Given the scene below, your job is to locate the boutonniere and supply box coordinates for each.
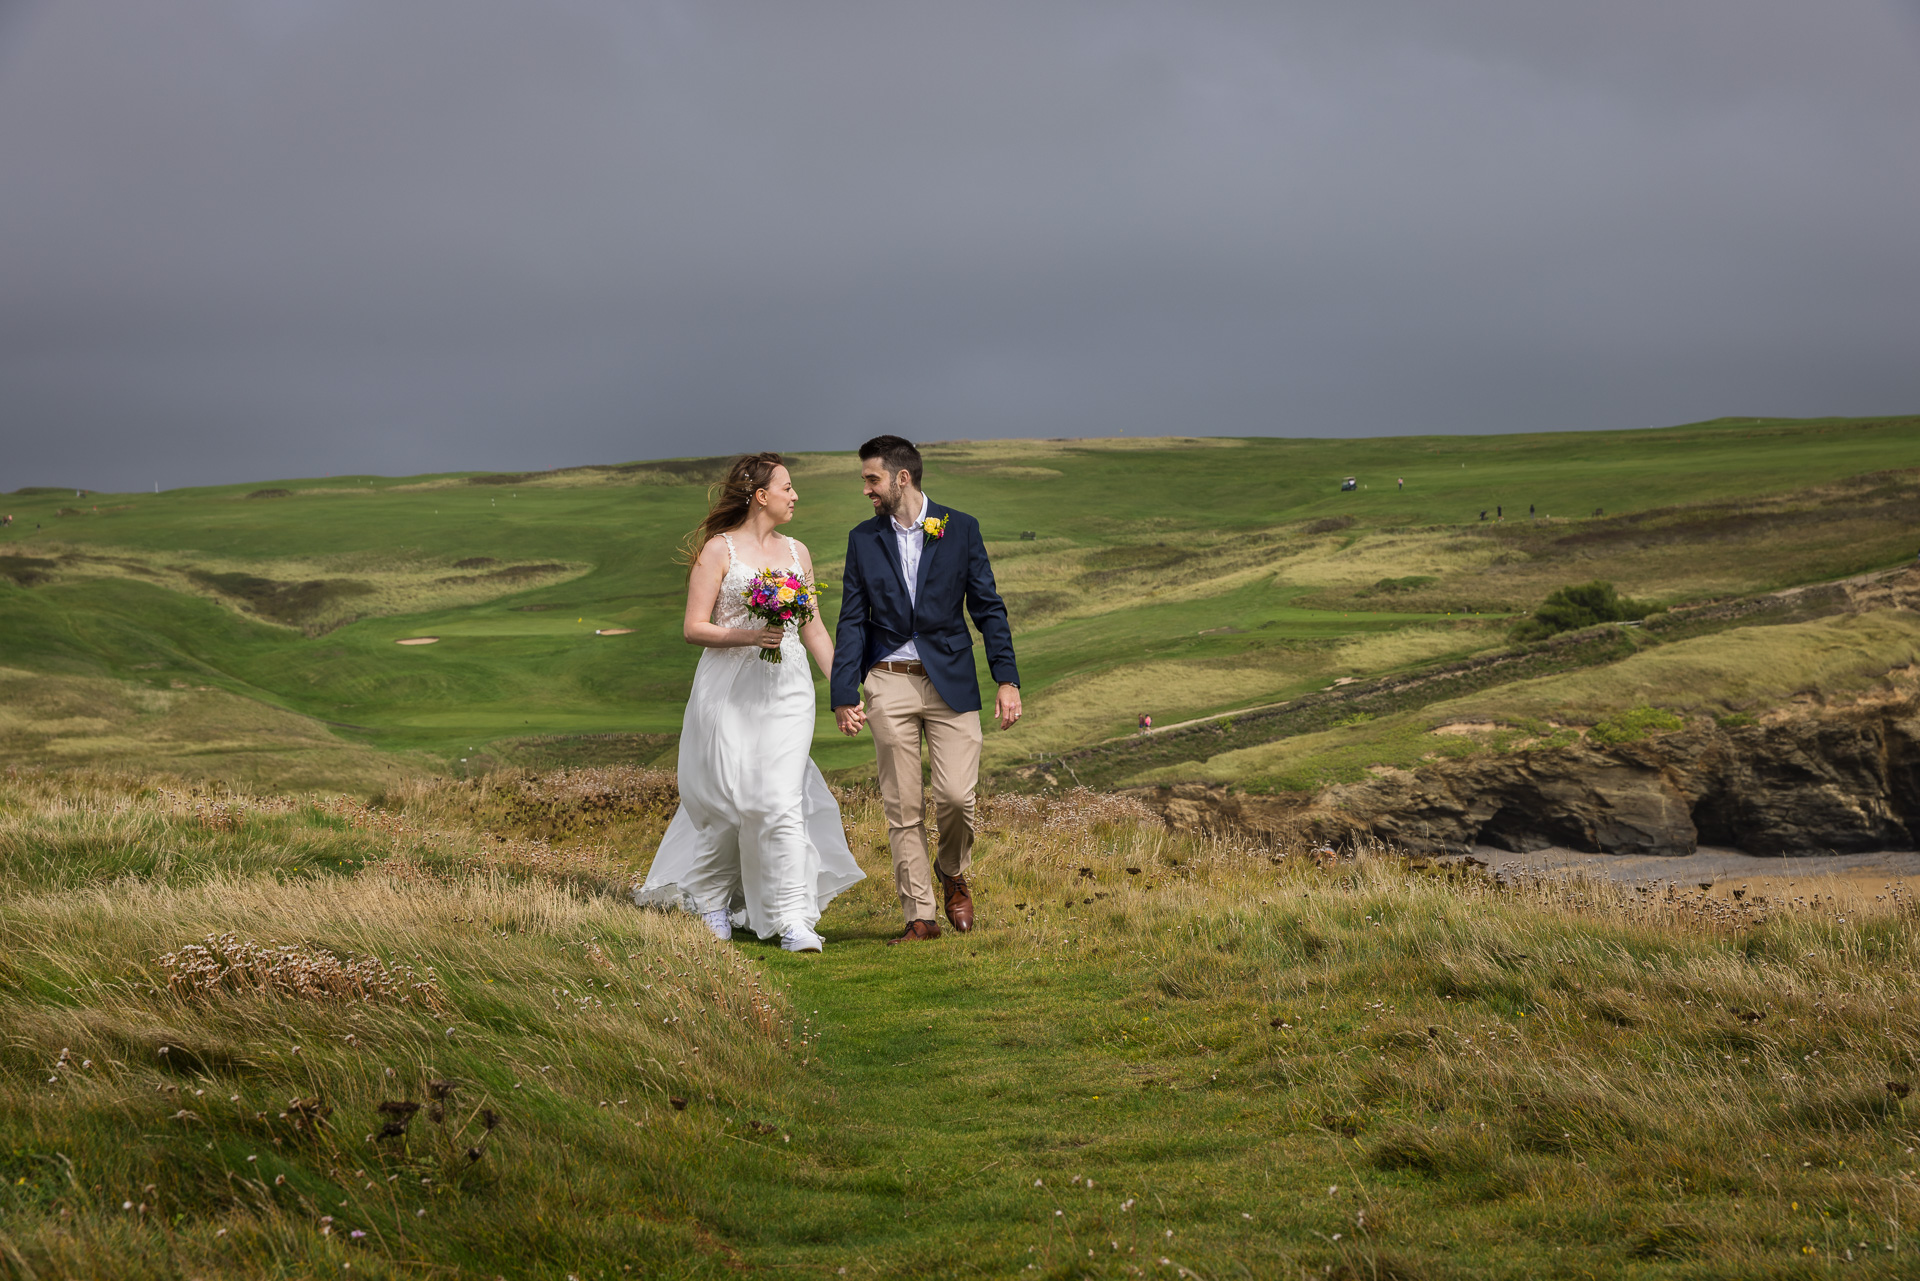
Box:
[920,513,949,544]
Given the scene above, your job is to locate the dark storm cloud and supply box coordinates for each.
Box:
[1,1,1916,491]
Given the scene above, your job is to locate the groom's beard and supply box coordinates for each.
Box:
[872,481,901,520]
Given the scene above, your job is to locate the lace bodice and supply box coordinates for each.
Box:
[710,532,803,631]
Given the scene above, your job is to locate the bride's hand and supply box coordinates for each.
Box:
[753,626,784,650]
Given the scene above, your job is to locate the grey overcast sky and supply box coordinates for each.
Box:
[2,1,1917,492]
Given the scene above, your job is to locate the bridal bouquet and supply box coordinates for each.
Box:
[742,568,817,664]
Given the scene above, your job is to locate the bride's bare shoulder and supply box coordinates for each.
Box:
[690,534,733,572]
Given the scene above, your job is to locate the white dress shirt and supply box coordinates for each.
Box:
[880,492,930,663]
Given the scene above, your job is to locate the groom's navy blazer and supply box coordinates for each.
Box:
[830,502,1019,714]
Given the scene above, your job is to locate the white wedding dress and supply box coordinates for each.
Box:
[633,533,864,939]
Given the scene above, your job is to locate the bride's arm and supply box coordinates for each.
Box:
[794,541,835,676]
[683,537,780,650]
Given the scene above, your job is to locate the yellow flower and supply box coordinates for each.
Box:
[777,585,797,603]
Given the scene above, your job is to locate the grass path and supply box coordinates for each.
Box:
[734,925,1338,1278]
[577,778,1920,1279]
[663,788,1920,1279]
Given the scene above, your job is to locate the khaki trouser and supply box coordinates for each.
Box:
[865,668,982,924]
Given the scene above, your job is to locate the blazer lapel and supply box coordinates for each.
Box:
[871,518,909,597]
[913,502,946,599]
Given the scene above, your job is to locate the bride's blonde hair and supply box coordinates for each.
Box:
[680,452,788,576]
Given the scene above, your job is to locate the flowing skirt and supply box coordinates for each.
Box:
[632,637,864,938]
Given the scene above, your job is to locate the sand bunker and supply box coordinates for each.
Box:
[595,628,635,636]
[395,637,440,646]
[1475,844,1920,902]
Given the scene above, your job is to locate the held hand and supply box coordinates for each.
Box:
[754,626,784,650]
[995,683,1022,731]
[834,704,867,737]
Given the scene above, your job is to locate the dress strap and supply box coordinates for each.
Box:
[783,535,801,572]
[718,532,738,567]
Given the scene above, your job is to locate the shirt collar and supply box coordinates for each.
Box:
[890,491,929,534]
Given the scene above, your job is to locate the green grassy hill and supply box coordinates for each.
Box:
[3,414,1918,790]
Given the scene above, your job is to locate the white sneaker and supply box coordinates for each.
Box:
[701,908,733,941]
[780,925,824,953]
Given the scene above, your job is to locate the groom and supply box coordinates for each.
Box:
[831,435,1021,945]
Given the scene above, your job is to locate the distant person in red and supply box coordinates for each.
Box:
[1396,477,1404,491]
[1138,712,1153,734]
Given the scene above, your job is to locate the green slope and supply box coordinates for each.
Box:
[2,414,1917,787]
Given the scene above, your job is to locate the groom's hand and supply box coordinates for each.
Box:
[834,704,866,736]
[995,683,1022,731]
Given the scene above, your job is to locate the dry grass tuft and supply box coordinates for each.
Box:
[0,766,814,1276]
[157,932,444,1011]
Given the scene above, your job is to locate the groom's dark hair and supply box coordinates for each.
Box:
[859,435,922,487]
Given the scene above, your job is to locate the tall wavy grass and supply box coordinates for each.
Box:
[4,768,1918,1276]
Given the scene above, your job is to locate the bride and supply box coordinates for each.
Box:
[633,452,864,952]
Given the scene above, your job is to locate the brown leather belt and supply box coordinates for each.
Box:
[871,660,927,676]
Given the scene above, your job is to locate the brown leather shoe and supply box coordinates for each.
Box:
[938,870,974,933]
[885,919,940,945]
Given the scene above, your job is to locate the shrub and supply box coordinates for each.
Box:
[0,555,57,586]
[1588,706,1685,745]
[1510,580,1653,643]
[1368,575,1438,594]
[1302,515,1356,535]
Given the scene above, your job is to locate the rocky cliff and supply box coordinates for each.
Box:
[1140,696,1920,857]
